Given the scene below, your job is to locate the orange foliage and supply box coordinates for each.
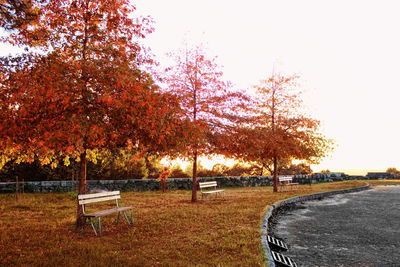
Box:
[216,74,333,192]
[0,0,184,227]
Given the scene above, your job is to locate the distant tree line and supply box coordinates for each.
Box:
[0,154,313,182]
[0,151,161,182]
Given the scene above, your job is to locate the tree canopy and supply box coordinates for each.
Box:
[217,74,332,192]
[0,0,41,31]
[164,43,247,201]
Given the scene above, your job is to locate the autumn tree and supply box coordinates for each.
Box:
[164,44,243,202]
[386,167,400,176]
[0,0,41,30]
[0,0,184,228]
[223,74,332,192]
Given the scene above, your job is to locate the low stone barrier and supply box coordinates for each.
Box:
[0,176,273,193]
[0,174,385,193]
[260,184,371,267]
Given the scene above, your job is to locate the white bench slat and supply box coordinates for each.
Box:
[84,206,133,218]
[199,181,217,185]
[199,182,217,188]
[202,190,224,194]
[279,178,292,181]
[78,195,120,205]
[78,190,120,200]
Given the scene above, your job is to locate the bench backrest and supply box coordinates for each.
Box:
[278,176,293,182]
[78,191,121,205]
[199,181,218,191]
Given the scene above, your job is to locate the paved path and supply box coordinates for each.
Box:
[270,186,400,267]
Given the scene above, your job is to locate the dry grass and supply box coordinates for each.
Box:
[0,180,395,266]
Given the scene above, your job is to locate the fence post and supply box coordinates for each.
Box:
[16,176,19,201]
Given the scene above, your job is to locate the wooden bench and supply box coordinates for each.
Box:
[78,190,133,236]
[199,181,225,200]
[278,176,299,192]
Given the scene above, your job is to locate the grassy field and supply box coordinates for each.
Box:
[0,180,396,266]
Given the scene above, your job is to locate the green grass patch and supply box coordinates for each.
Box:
[0,180,396,266]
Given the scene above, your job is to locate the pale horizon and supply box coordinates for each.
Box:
[133,0,400,175]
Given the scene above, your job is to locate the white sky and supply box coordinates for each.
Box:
[1,1,399,175]
[134,0,400,175]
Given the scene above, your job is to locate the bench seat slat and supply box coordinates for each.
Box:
[199,182,217,187]
[84,206,133,218]
[78,191,121,200]
[199,186,217,189]
[202,190,224,194]
[79,195,120,205]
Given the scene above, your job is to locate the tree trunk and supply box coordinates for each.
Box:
[191,150,198,202]
[76,149,87,229]
[161,178,167,193]
[272,155,278,193]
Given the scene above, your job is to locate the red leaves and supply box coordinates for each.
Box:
[223,73,333,180]
[164,44,249,158]
[0,0,176,171]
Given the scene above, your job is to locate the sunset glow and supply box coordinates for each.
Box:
[133,0,400,175]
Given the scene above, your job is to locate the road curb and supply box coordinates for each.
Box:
[260,184,371,267]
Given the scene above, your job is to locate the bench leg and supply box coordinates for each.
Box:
[122,210,134,225]
[89,218,99,236]
[98,217,102,235]
[116,211,120,224]
[123,211,130,224]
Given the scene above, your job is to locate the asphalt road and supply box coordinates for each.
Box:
[269,186,400,267]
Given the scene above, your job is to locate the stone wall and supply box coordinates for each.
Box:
[0,176,272,193]
[0,173,397,193]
